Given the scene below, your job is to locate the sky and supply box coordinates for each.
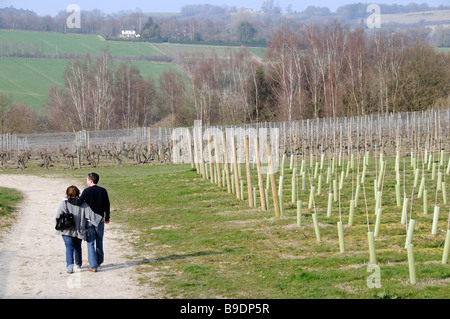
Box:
[1,0,449,16]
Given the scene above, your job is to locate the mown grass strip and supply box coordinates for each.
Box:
[0,187,23,232]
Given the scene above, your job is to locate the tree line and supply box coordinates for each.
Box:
[177,22,449,125]
[44,48,185,132]
[1,3,450,45]
[0,21,449,134]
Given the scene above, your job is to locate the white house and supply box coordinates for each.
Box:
[121,30,140,38]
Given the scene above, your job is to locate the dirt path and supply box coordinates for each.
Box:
[0,174,155,299]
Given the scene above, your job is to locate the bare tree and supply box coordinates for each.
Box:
[4,102,39,133]
[135,76,157,127]
[91,48,115,130]
[220,48,255,123]
[372,29,405,114]
[46,85,84,132]
[306,21,347,118]
[266,26,305,122]
[158,69,187,126]
[305,23,327,118]
[344,26,367,115]
[114,63,142,129]
[180,53,221,125]
[64,57,92,130]
[0,92,12,135]
[323,21,347,118]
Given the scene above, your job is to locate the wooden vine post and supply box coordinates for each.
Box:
[188,128,194,169]
[222,131,231,194]
[267,143,280,218]
[232,135,240,200]
[213,134,222,187]
[254,136,267,211]
[207,131,214,184]
[199,126,206,179]
[148,126,153,161]
[75,132,82,169]
[193,124,199,173]
[244,136,253,207]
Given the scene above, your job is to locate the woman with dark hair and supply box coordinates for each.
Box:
[55,185,102,273]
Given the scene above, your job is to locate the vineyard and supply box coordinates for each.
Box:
[1,107,450,295]
[1,109,449,170]
[184,108,450,290]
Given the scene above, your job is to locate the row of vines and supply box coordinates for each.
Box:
[190,108,449,286]
[1,108,449,287]
[1,109,449,171]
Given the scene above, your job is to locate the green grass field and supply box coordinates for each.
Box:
[0,29,265,111]
[152,42,265,59]
[0,29,163,57]
[0,57,179,111]
[436,47,450,54]
[380,9,450,25]
[0,29,266,58]
[0,187,23,232]
[0,30,176,111]
[3,151,448,299]
[0,57,64,110]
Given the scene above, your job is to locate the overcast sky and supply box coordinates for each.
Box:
[1,0,448,16]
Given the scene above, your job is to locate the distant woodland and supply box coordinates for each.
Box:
[1,2,450,46]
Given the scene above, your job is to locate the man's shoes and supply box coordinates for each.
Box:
[88,268,98,272]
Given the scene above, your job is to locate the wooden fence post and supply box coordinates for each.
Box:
[207,131,214,183]
[214,134,222,187]
[232,135,240,200]
[254,136,266,211]
[186,127,194,169]
[245,136,253,207]
[267,143,280,218]
[222,131,231,193]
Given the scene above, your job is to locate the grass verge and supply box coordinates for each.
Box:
[0,187,23,234]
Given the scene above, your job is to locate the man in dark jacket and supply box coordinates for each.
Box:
[68,172,110,272]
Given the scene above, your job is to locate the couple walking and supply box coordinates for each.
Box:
[55,172,110,273]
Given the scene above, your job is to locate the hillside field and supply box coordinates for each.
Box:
[0,29,176,111]
[0,57,178,111]
[0,29,162,56]
[380,9,450,25]
[0,29,265,111]
[0,29,266,58]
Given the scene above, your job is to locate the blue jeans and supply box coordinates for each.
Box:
[62,235,82,272]
[86,220,105,270]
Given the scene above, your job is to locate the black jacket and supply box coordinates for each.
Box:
[68,185,110,222]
